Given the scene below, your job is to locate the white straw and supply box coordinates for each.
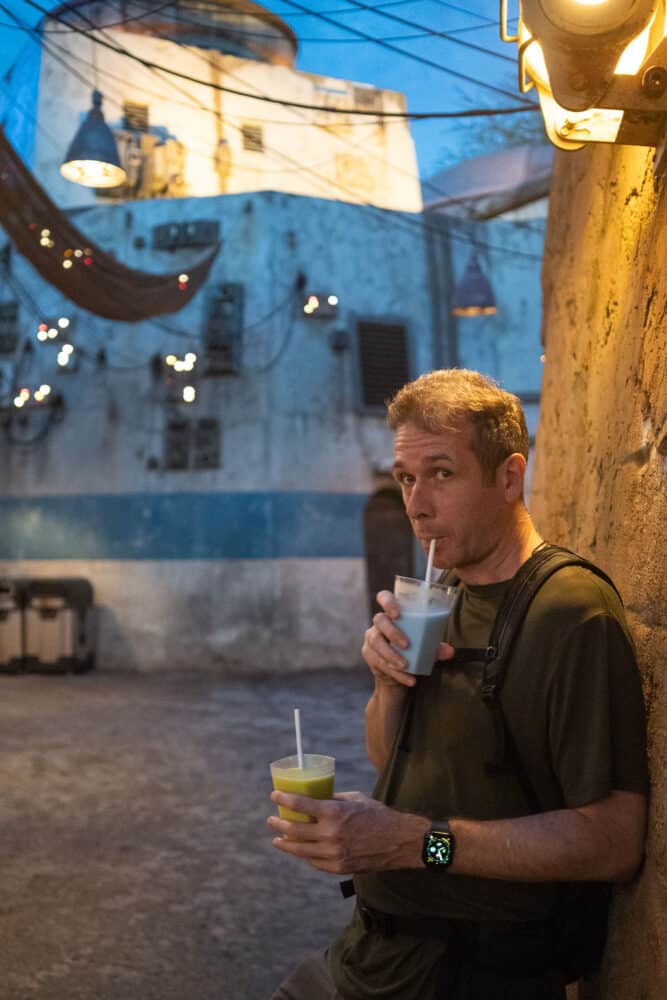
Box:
[294,708,304,769]
[425,538,436,585]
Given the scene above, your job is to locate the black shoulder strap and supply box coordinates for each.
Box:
[480,544,620,797]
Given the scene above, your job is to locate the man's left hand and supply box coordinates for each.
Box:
[267,791,429,874]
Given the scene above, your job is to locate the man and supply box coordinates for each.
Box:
[268,369,648,999]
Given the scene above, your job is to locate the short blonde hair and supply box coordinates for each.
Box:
[387,369,529,480]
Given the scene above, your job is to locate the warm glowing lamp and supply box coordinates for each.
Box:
[451,253,497,317]
[502,0,667,148]
[61,90,127,188]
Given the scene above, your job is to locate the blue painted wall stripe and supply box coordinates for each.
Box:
[0,492,368,560]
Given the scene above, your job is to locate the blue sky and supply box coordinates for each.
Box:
[0,1,530,178]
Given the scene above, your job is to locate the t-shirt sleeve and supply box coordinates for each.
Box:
[547,612,649,808]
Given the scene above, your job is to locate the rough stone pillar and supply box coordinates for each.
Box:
[531,143,667,998]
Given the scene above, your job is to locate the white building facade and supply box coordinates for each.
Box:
[0,1,545,673]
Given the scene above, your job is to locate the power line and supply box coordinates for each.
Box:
[3,5,543,266]
[104,0,512,45]
[23,0,534,111]
[4,10,533,120]
[23,9,543,259]
[299,0,516,64]
[39,5,537,253]
[274,0,527,101]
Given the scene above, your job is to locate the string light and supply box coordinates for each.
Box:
[183,386,196,403]
[12,384,52,407]
[164,352,198,371]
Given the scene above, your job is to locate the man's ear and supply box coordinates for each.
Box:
[498,453,526,501]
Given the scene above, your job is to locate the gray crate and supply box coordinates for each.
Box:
[0,579,23,672]
[23,579,96,674]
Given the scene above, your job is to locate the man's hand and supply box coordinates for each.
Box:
[267,790,429,874]
[361,589,454,688]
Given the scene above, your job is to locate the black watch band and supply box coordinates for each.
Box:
[422,820,455,869]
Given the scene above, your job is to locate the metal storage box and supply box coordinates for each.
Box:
[23,579,96,674]
[0,579,24,673]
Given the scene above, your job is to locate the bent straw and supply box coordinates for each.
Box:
[425,538,436,585]
[294,708,304,769]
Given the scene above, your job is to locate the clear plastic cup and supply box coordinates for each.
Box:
[270,753,335,823]
[392,576,457,676]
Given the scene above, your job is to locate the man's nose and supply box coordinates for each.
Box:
[405,480,432,520]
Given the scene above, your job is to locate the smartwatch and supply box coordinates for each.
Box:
[422,821,455,869]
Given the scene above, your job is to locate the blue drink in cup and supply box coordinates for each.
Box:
[392,576,457,676]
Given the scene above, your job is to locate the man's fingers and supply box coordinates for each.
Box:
[437,641,456,661]
[372,611,408,650]
[271,835,347,865]
[270,790,336,818]
[375,590,401,618]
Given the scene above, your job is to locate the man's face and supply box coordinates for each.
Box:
[391,420,512,572]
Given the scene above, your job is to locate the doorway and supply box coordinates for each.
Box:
[363,487,414,619]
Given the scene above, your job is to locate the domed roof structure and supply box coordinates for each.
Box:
[50,0,298,67]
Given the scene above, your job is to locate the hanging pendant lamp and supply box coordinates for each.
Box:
[451,252,497,317]
[61,90,127,189]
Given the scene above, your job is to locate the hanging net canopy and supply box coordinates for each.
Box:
[0,127,220,322]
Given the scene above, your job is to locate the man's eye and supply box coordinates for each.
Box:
[398,474,415,486]
[435,469,452,480]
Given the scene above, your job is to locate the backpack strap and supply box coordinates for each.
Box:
[481,544,620,783]
[443,544,619,786]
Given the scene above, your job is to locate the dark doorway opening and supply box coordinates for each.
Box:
[363,487,414,619]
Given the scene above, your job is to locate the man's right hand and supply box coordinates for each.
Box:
[361,590,454,688]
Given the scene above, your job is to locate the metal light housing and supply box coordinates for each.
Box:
[501,0,667,149]
[61,90,127,188]
[452,253,497,317]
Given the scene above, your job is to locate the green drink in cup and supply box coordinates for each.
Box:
[270,708,335,823]
[270,753,335,823]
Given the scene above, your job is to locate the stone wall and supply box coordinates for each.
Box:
[531,143,667,997]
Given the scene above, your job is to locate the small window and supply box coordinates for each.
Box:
[164,419,191,470]
[162,418,221,470]
[0,301,19,354]
[194,418,221,469]
[241,124,264,152]
[353,86,382,112]
[357,321,409,410]
[123,101,149,133]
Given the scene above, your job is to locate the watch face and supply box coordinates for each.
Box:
[424,830,454,867]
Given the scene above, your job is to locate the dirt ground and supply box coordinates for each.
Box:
[0,668,376,1000]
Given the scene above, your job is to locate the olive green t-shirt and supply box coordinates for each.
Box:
[329,566,649,1000]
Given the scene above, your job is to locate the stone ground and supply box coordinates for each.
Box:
[0,668,376,1000]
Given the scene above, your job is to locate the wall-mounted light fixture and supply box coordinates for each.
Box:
[61,90,127,188]
[501,0,667,149]
[451,252,497,317]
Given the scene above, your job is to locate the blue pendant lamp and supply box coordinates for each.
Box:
[61,90,127,189]
[452,252,497,317]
